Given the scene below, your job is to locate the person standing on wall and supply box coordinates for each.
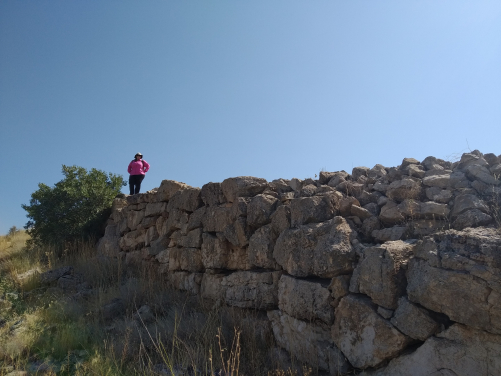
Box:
[128,152,150,195]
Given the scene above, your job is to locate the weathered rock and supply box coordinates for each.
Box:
[222,271,281,310]
[248,224,279,269]
[155,248,170,264]
[386,177,422,202]
[223,217,249,247]
[339,196,360,217]
[156,180,189,202]
[484,153,500,166]
[200,273,226,301]
[169,272,203,295]
[187,206,206,231]
[422,174,451,189]
[465,164,500,185]
[145,202,167,217]
[127,210,145,230]
[299,184,317,197]
[457,152,489,170]
[290,192,341,227]
[221,176,268,203]
[319,171,337,185]
[168,248,203,272]
[404,164,426,178]
[351,205,372,220]
[421,156,446,171]
[352,166,370,180]
[450,193,490,218]
[452,209,493,230]
[119,229,146,251]
[202,206,232,233]
[332,295,411,369]
[201,233,249,270]
[360,216,381,239]
[160,209,189,237]
[268,310,350,374]
[179,228,202,248]
[390,296,439,341]
[379,201,405,225]
[372,227,408,242]
[200,182,225,206]
[247,194,279,228]
[278,275,333,325]
[230,197,249,218]
[274,217,355,278]
[425,187,453,203]
[407,228,501,335]
[377,306,394,320]
[349,240,414,309]
[370,324,501,376]
[144,225,159,246]
[167,187,202,212]
[270,205,291,235]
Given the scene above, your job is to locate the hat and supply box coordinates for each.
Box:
[135,152,143,158]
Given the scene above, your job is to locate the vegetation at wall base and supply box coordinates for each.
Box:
[0,231,316,376]
[21,165,126,249]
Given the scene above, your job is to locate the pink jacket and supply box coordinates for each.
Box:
[128,159,150,175]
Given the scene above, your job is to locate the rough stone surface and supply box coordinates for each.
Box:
[278,275,334,325]
[222,271,281,310]
[221,176,268,203]
[332,295,411,369]
[274,217,356,278]
[201,233,249,270]
[350,240,414,309]
[247,194,279,228]
[370,324,501,376]
[290,192,341,227]
[156,180,189,201]
[169,248,203,272]
[268,310,350,374]
[407,228,501,335]
[200,182,225,206]
[390,296,439,341]
[452,208,493,230]
[386,177,422,202]
[248,224,279,269]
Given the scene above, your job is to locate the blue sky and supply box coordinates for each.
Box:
[1,1,500,235]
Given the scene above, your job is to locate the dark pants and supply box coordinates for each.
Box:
[129,174,145,195]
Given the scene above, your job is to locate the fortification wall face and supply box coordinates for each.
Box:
[98,150,501,375]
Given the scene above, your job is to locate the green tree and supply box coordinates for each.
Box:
[22,165,126,248]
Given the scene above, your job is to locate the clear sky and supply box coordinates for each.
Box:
[1,1,500,235]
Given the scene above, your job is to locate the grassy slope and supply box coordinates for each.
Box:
[0,232,313,376]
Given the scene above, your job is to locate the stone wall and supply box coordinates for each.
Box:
[97,150,501,375]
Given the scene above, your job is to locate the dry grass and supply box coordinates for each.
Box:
[0,232,313,376]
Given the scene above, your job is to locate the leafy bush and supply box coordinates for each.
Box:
[22,165,126,248]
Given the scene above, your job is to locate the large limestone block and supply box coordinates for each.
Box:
[452,208,493,230]
[144,225,159,246]
[202,206,232,233]
[221,176,268,203]
[201,273,227,301]
[201,233,249,270]
[119,229,146,251]
[166,187,202,212]
[278,275,333,325]
[186,206,206,231]
[349,241,414,309]
[145,202,167,217]
[379,201,405,225]
[372,227,408,242]
[370,324,501,376]
[248,224,279,269]
[407,228,501,334]
[247,194,279,228]
[168,272,203,295]
[332,295,411,369]
[274,217,356,278]
[222,270,282,310]
[386,177,422,203]
[223,217,250,248]
[268,310,350,374]
[390,296,439,341]
[179,228,203,248]
[290,192,341,227]
[422,174,451,189]
[450,194,490,218]
[200,182,226,206]
[156,180,189,202]
[339,196,361,217]
[270,205,291,235]
[168,247,203,272]
[127,210,145,230]
[465,164,500,185]
[149,234,169,256]
[161,209,189,237]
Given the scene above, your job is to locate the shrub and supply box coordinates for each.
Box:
[22,165,126,248]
